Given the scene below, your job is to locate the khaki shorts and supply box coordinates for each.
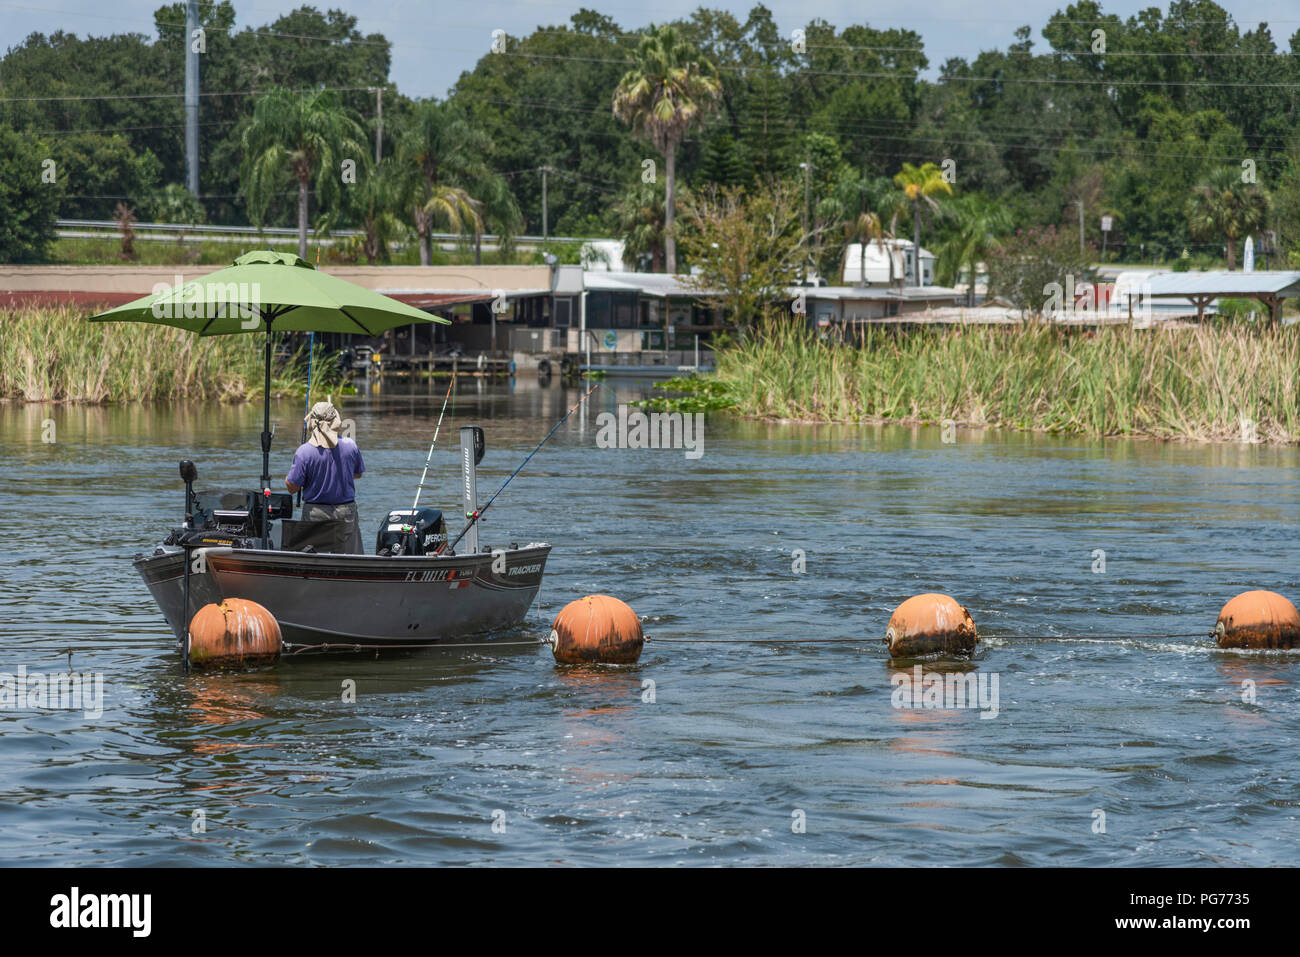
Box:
[301,501,363,554]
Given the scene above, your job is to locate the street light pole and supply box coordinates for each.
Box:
[368,87,383,164]
[541,166,550,243]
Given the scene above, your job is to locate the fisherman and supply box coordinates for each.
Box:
[285,401,365,554]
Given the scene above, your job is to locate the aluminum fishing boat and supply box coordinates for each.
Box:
[133,425,550,651]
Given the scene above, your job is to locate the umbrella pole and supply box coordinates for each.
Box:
[261,324,273,549]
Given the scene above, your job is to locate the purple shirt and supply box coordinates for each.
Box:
[286,439,365,504]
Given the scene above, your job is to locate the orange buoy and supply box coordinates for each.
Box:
[547,595,644,664]
[188,599,283,666]
[885,593,978,658]
[1215,590,1300,650]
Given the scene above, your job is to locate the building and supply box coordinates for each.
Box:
[840,239,936,287]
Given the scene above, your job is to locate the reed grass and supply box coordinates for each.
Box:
[711,321,1300,443]
[0,305,339,403]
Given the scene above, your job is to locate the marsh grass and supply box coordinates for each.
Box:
[711,320,1300,443]
[1,305,339,403]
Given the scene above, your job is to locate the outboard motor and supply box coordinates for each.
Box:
[376,506,447,556]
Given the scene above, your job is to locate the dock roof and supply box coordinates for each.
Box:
[1141,270,1300,298]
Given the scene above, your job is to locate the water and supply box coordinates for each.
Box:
[2,380,1298,865]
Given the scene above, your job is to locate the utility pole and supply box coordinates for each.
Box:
[541,166,551,242]
[799,158,810,236]
[799,158,812,283]
[184,0,200,196]
[369,87,383,164]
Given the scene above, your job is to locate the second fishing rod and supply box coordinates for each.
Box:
[443,382,601,555]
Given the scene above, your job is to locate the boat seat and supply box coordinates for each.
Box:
[280,518,351,554]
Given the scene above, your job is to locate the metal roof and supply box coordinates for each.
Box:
[1141,270,1300,297]
[789,284,962,301]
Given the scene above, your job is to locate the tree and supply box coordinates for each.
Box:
[821,169,905,287]
[845,212,884,289]
[395,99,496,265]
[986,225,1095,319]
[329,157,407,265]
[698,131,746,187]
[613,24,722,273]
[1186,166,1271,269]
[934,194,1013,304]
[677,180,805,331]
[893,162,953,285]
[0,124,61,263]
[143,183,207,225]
[48,132,161,221]
[241,88,369,259]
[615,178,669,271]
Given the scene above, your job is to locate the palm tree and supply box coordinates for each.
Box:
[241,88,368,259]
[396,100,497,265]
[1186,166,1271,270]
[935,194,1013,305]
[824,171,906,288]
[465,170,522,266]
[845,211,883,288]
[615,179,669,272]
[346,158,407,265]
[612,24,721,274]
[893,162,954,286]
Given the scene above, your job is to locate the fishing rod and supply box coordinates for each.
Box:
[295,330,315,509]
[445,382,600,554]
[299,245,320,507]
[413,376,455,509]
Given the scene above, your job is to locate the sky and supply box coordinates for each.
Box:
[3,0,1299,99]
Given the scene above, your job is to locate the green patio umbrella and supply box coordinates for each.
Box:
[89,250,449,546]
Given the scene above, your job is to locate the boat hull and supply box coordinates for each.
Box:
[133,544,551,648]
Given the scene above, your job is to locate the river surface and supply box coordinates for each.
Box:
[1,378,1298,866]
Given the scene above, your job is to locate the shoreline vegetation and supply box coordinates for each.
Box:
[638,321,1300,445]
[0,305,338,404]
[8,305,1300,446]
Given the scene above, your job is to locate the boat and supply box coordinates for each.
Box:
[132,425,550,652]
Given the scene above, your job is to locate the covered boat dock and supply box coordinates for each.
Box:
[1136,271,1300,324]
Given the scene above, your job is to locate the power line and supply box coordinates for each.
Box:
[495,49,1300,90]
[0,85,374,104]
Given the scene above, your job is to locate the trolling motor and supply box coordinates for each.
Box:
[180,459,198,528]
[179,459,199,671]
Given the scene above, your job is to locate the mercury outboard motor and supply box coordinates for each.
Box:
[376,506,447,556]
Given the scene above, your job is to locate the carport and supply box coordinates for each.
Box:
[1136,270,1300,324]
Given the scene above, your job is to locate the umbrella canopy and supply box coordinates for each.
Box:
[88,250,446,335]
[88,251,452,547]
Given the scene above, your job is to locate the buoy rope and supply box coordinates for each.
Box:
[986,632,1213,641]
[282,638,545,655]
[646,632,1213,644]
[646,636,873,644]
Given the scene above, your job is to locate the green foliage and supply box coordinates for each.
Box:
[631,375,739,412]
[0,305,342,402]
[677,180,805,327]
[5,1,1299,270]
[1186,166,1271,270]
[0,124,62,262]
[142,183,207,225]
[713,317,1300,442]
[986,225,1096,316]
[49,133,161,221]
